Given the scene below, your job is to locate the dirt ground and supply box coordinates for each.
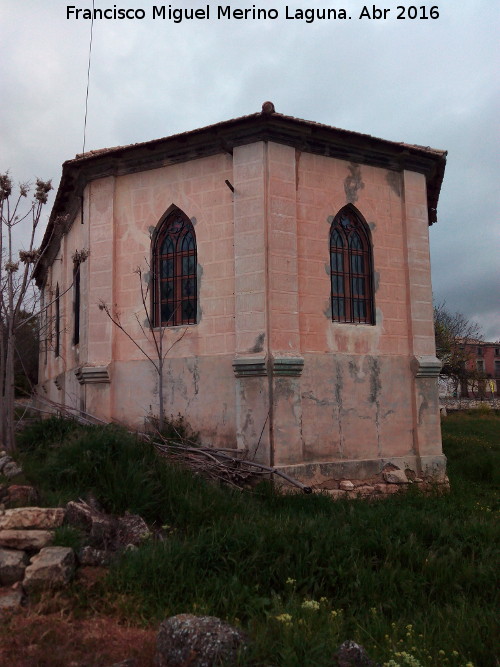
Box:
[0,568,157,667]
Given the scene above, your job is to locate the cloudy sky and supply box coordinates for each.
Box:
[2,0,499,339]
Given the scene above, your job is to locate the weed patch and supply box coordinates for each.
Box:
[16,413,500,666]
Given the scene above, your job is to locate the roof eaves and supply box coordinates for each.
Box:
[34,105,447,285]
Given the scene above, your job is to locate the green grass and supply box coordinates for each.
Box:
[53,525,86,551]
[16,413,500,666]
[441,410,500,489]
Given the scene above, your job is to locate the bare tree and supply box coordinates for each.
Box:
[1,173,52,451]
[99,266,187,431]
[434,301,483,396]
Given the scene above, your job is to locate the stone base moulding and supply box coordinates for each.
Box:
[412,355,442,378]
[232,355,304,378]
[75,365,111,384]
[271,356,304,377]
[232,356,267,378]
[275,454,448,488]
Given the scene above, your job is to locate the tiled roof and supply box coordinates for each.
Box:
[69,106,446,164]
[34,103,447,285]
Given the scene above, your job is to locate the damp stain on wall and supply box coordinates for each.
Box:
[344,163,364,203]
[348,359,366,384]
[334,360,345,457]
[249,332,265,353]
[368,356,382,456]
[186,357,200,396]
[386,170,402,197]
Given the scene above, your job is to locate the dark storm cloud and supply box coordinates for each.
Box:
[1,0,498,338]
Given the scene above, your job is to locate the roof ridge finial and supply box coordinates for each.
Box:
[261,101,275,115]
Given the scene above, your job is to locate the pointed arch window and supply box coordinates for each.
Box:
[152,208,197,327]
[73,264,81,344]
[330,206,374,325]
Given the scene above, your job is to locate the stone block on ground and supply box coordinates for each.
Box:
[155,614,248,667]
[353,485,374,496]
[0,548,29,585]
[78,545,113,567]
[116,512,151,548]
[2,462,23,479]
[0,456,13,473]
[4,485,39,507]
[334,640,378,666]
[66,500,117,549]
[374,483,400,495]
[325,489,347,500]
[339,480,355,491]
[0,529,54,551]
[65,500,94,530]
[0,507,65,530]
[23,546,76,593]
[382,469,409,485]
[0,586,24,612]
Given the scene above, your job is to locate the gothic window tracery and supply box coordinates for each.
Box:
[330,206,374,325]
[152,208,197,327]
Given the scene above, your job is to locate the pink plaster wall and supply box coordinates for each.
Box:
[262,147,442,474]
[38,139,444,481]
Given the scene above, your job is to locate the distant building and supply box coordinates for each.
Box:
[464,341,500,397]
[439,339,500,398]
[35,103,448,485]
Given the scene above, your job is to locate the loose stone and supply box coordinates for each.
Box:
[382,469,409,484]
[325,489,347,500]
[156,614,248,667]
[23,546,76,593]
[0,529,54,551]
[2,462,23,478]
[0,548,29,585]
[0,586,24,612]
[0,507,65,531]
[0,456,13,473]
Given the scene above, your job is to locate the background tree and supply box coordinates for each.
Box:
[0,308,39,397]
[14,309,39,396]
[1,173,52,452]
[434,301,483,396]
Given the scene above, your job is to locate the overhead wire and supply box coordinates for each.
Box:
[82,0,95,155]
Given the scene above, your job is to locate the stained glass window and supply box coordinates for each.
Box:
[153,209,197,327]
[330,206,374,325]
